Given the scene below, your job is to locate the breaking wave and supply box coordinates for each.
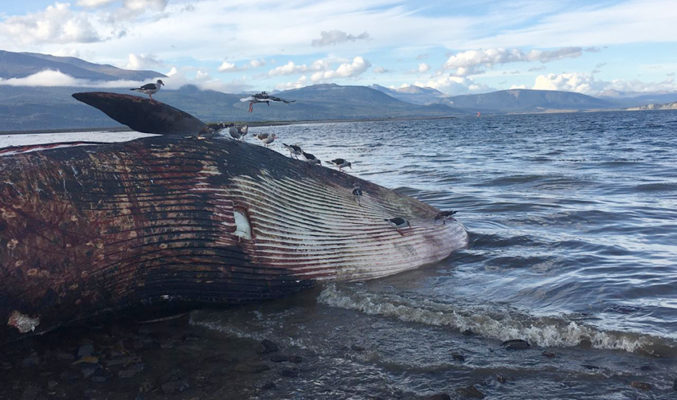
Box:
[317,284,676,356]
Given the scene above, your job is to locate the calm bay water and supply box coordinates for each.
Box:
[2,110,675,398]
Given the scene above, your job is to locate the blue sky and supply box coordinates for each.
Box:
[0,0,675,96]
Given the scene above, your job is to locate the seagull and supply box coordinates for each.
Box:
[385,217,411,232]
[240,91,295,112]
[302,151,321,165]
[329,158,352,171]
[434,210,458,224]
[352,184,363,205]
[131,79,164,100]
[283,143,303,159]
[229,125,248,140]
[258,133,276,147]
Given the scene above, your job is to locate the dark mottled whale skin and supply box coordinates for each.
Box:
[0,93,468,343]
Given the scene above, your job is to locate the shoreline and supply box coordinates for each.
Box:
[0,115,461,136]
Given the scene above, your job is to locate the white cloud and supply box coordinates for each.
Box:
[414,74,491,95]
[310,56,371,82]
[249,59,265,68]
[532,72,677,95]
[275,75,309,91]
[269,61,308,76]
[125,53,162,70]
[123,0,167,12]
[77,0,116,7]
[311,30,369,46]
[444,47,583,76]
[218,61,237,72]
[0,69,153,87]
[417,63,430,73]
[0,2,101,45]
[373,66,388,73]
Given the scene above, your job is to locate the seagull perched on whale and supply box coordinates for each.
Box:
[228,125,248,140]
[385,217,411,233]
[329,158,352,171]
[434,210,458,224]
[240,91,295,112]
[283,143,303,159]
[131,79,164,100]
[255,133,276,146]
[302,151,321,165]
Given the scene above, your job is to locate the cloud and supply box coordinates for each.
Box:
[125,53,163,70]
[218,61,237,72]
[0,69,154,87]
[219,59,266,73]
[275,75,309,91]
[311,30,369,46]
[0,2,102,45]
[123,0,168,12]
[417,63,430,73]
[414,74,491,95]
[77,0,116,7]
[444,47,584,76]
[532,72,677,95]
[373,66,388,74]
[310,57,371,82]
[268,57,370,82]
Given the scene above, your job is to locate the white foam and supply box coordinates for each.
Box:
[317,284,669,355]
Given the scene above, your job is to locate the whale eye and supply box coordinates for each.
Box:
[233,209,252,240]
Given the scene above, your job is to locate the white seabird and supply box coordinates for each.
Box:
[131,79,165,100]
[240,91,295,112]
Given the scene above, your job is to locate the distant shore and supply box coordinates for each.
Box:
[0,115,459,135]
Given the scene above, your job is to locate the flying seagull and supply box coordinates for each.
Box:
[240,91,295,112]
[131,79,164,100]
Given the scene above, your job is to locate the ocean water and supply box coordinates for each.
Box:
[2,111,676,398]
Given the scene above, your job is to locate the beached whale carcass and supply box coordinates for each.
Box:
[0,93,468,342]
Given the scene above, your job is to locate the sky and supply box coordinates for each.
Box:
[0,0,676,96]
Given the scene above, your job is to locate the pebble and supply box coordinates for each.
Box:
[456,385,485,399]
[630,381,651,390]
[421,394,451,400]
[118,363,145,378]
[501,339,530,350]
[20,352,40,368]
[542,351,556,358]
[161,380,190,394]
[270,354,303,363]
[258,339,279,354]
[20,385,40,400]
[462,330,474,336]
[234,362,271,374]
[351,344,366,352]
[452,353,466,362]
[77,343,95,358]
[496,374,507,384]
[279,367,299,378]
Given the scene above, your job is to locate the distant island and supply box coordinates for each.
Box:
[1,50,676,132]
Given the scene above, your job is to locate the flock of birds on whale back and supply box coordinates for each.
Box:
[129,80,458,231]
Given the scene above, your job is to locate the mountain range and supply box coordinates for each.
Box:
[1,50,676,132]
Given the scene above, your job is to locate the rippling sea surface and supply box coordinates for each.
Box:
[3,110,676,398]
